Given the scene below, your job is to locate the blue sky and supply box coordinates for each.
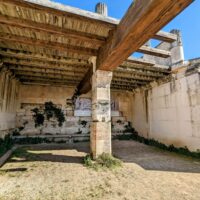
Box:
[54,0,199,60]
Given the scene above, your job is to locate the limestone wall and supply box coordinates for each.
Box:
[132,68,200,151]
[0,69,20,137]
[17,84,133,137]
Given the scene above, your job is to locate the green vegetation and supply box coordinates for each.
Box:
[32,101,65,127]
[83,153,122,170]
[114,132,200,159]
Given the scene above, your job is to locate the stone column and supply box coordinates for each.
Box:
[170,29,185,65]
[90,60,113,159]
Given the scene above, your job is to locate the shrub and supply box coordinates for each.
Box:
[83,153,122,170]
[31,101,65,128]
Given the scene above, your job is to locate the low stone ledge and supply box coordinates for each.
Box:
[0,145,18,168]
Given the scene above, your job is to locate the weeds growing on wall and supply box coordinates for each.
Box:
[0,135,13,157]
[31,101,65,127]
[114,131,200,159]
[83,153,122,170]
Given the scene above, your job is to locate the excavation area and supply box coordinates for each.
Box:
[0,140,200,200]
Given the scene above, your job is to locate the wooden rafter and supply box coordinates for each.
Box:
[14,71,83,80]
[77,0,193,94]
[0,0,118,28]
[0,48,89,65]
[6,64,87,75]
[0,33,98,56]
[18,75,80,83]
[0,15,106,46]
[3,58,89,71]
[137,46,171,58]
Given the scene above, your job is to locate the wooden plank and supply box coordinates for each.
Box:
[0,15,106,46]
[78,0,193,94]
[116,68,166,78]
[1,0,118,28]
[6,64,86,76]
[0,33,98,56]
[3,58,89,72]
[0,48,89,65]
[18,75,80,83]
[14,71,83,79]
[154,31,178,43]
[137,46,171,58]
[113,73,156,82]
[97,0,193,71]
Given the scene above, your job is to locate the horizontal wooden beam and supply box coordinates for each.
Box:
[0,33,98,56]
[115,68,166,78]
[113,73,156,82]
[0,48,89,65]
[18,75,80,83]
[137,46,171,58]
[0,15,106,46]
[6,64,86,76]
[113,77,150,84]
[112,80,145,87]
[3,58,89,72]
[77,0,193,94]
[97,0,193,71]
[1,0,118,28]
[111,85,135,91]
[1,0,179,45]
[124,58,170,72]
[154,31,178,43]
[14,71,83,80]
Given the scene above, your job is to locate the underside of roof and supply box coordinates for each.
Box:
[0,0,177,91]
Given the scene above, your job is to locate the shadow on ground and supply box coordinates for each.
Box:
[2,141,200,174]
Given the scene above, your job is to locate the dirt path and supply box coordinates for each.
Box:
[0,141,200,200]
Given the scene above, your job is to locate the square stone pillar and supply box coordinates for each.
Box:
[90,69,113,159]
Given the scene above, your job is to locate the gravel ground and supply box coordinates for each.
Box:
[0,140,200,200]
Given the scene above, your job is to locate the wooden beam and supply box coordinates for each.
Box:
[0,48,89,66]
[116,68,166,78]
[0,15,106,46]
[18,75,80,83]
[137,46,171,58]
[113,73,155,82]
[0,33,98,56]
[6,64,86,76]
[154,31,178,43]
[78,0,193,94]
[112,78,148,85]
[3,58,89,72]
[1,0,118,28]
[124,58,170,72]
[97,0,193,71]
[14,71,83,80]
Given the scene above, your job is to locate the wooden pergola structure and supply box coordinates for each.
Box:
[0,0,193,158]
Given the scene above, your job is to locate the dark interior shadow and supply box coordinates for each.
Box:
[6,142,90,165]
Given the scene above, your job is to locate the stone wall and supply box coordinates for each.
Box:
[132,64,200,151]
[16,84,133,138]
[0,68,20,137]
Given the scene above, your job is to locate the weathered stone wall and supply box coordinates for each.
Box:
[132,65,200,151]
[0,68,20,137]
[16,84,132,137]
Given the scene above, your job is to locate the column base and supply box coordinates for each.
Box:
[90,122,112,159]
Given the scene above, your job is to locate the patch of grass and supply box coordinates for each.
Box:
[83,153,122,170]
[114,132,200,159]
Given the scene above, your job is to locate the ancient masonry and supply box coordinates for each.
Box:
[0,0,198,158]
